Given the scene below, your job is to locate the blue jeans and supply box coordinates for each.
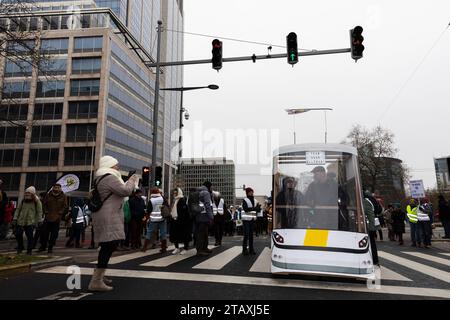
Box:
[410,222,420,245]
[243,220,255,252]
[146,221,167,241]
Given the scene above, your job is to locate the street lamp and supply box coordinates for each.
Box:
[160,84,219,159]
[285,108,333,144]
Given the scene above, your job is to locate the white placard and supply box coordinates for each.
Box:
[409,180,425,198]
[56,174,80,194]
[306,151,326,165]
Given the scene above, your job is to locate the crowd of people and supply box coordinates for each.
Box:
[2,158,450,291]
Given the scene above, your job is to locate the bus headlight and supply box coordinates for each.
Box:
[273,231,284,244]
[358,236,368,248]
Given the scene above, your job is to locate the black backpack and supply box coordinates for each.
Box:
[188,190,202,219]
[87,174,113,213]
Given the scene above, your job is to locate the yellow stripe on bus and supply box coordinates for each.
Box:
[303,230,329,247]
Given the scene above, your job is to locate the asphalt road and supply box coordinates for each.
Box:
[1,234,450,301]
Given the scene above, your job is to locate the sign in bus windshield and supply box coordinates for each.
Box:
[305,151,326,165]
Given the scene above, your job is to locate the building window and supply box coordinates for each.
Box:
[31,125,61,143]
[26,172,57,192]
[4,59,33,77]
[33,103,63,120]
[66,124,97,142]
[39,58,67,76]
[65,147,95,166]
[0,149,23,167]
[0,126,26,144]
[40,38,69,55]
[68,101,98,119]
[2,81,31,99]
[0,104,28,121]
[72,57,101,74]
[36,80,65,98]
[70,79,100,96]
[0,173,21,191]
[74,36,103,53]
[28,148,59,167]
[7,40,35,56]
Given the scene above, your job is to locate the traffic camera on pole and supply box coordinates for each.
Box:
[142,166,150,187]
[350,26,364,61]
[212,39,223,71]
[286,32,298,65]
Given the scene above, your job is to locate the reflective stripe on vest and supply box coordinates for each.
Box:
[213,198,225,215]
[242,198,258,221]
[150,196,164,222]
[407,205,418,223]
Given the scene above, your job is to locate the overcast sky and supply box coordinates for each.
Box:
[179,0,450,198]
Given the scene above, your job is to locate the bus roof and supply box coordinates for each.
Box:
[273,143,358,156]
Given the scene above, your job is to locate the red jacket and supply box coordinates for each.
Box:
[4,202,15,224]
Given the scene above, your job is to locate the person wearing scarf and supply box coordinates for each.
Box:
[169,188,192,254]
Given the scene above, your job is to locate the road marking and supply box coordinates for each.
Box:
[379,251,450,284]
[380,266,412,282]
[402,252,450,267]
[193,246,241,270]
[249,247,271,273]
[90,246,175,265]
[38,291,93,300]
[37,266,450,299]
[439,253,450,257]
[140,249,197,267]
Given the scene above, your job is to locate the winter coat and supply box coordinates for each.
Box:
[169,197,192,244]
[364,198,376,232]
[14,198,43,227]
[129,195,146,220]
[196,186,213,223]
[438,199,450,219]
[92,168,137,243]
[4,202,15,224]
[43,192,68,223]
[0,190,7,224]
[275,177,303,228]
[391,208,406,234]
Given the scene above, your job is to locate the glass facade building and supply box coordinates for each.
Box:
[0,1,183,200]
[435,157,450,193]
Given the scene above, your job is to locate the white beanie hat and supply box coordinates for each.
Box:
[100,155,119,169]
[25,186,36,195]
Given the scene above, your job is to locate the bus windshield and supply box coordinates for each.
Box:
[273,150,366,233]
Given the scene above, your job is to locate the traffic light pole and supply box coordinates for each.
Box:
[151,20,163,188]
[146,48,351,68]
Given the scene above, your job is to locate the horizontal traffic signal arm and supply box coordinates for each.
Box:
[146,48,352,68]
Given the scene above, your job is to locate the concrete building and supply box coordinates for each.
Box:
[434,156,450,193]
[0,0,183,200]
[373,157,406,206]
[176,158,236,206]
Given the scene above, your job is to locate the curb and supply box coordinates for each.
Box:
[0,256,73,278]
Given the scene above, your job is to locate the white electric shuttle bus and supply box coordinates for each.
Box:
[271,143,376,280]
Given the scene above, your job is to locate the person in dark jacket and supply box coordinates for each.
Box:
[169,188,192,254]
[128,189,146,249]
[38,183,69,254]
[275,177,303,229]
[242,187,261,255]
[212,191,227,246]
[391,204,406,245]
[438,195,450,239]
[194,181,214,256]
[65,198,87,248]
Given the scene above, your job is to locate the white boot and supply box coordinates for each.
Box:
[103,276,113,285]
[88,268,113,292]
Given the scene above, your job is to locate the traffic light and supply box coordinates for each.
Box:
[142,166,150,187]
[212,39,223,70]
[155,166,162,187]
[350,26,364,61]
[286,32,298,65]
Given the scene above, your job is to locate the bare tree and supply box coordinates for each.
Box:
[0,0,56,128]
[344,124,410,193]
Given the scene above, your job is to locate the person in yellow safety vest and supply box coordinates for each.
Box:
[406,199,420,247]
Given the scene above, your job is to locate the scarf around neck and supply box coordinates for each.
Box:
[95,167,125,184]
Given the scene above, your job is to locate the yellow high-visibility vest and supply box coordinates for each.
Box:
[407,205,418,223]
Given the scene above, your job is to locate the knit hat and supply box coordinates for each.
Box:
[245,187,254,194]
[25,186,36,195]
[99,155,118,169]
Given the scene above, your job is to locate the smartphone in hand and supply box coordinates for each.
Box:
[128,170,136,178]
